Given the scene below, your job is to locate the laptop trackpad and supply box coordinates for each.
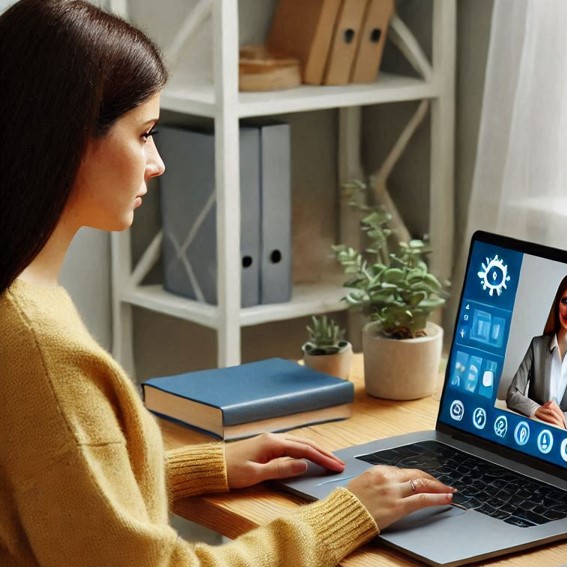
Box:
[385,505,465,533]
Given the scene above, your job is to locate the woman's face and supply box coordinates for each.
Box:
[559,289,567,331]
[65,93,165,231]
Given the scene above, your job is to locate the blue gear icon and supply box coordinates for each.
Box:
[477,255,510,296]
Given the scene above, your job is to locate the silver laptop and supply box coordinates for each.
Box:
[277,231,567,566]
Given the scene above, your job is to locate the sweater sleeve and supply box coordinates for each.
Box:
[15,441,377,567]
[166,443,229,499]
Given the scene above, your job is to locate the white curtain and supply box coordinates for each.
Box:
[444,0,567,331]
[465,0,567,248]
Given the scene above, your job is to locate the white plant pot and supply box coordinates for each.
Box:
[302,342,353,380]
[362,321,443,400]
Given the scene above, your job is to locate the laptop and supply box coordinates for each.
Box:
[277,231,567,566]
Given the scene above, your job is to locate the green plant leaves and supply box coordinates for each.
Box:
[305,315,346,352]
[332,178,450,339]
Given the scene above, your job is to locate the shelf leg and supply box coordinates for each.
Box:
[213,0,241,367]
[338,107,366,351]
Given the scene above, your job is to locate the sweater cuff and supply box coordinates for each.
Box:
[295,487,379,562]
[166,443,229,501]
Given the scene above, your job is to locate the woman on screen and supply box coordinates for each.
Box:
[507,275,567,429]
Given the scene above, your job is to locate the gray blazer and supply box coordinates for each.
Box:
[506,334,567,419]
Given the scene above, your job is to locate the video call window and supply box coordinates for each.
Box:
[441,240,567,468]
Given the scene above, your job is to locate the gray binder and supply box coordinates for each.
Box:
[258,122,292,304]
[158,126,261,307]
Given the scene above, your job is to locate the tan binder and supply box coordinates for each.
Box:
[267,0,342,86]
[323,0,368,86]
[350,0,395,84]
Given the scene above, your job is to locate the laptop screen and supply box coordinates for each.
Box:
[439,231,567,470]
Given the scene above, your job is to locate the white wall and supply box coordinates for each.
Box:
[0,0,15,11]
[60,230,112,351]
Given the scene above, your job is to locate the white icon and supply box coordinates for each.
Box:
[537,430,554,454]
[450,400,465,421]
[494,415,508,438]
[514,421,530,446]
[477,255,511,296]
[472,407,487,430]
[560,439,567,462]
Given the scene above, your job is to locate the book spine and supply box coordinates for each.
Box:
[222,381,354,426]
[147,410,224,440]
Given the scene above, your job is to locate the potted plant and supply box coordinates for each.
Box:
[302,315,353,380]
[332,181,449,399]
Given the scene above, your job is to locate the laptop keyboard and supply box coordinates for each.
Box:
[356,440,567,528]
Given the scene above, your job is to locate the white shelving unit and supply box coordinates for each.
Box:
[109,0,455,376]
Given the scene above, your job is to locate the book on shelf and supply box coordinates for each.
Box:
[142,358,355,441]
[267,0,342,85]
[350,0,394,83]
[323,0,368,86]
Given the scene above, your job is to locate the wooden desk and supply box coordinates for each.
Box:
[161,356,567,566]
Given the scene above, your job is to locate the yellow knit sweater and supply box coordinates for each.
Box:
[0,280,378,566]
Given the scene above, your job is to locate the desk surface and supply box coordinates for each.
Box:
[160,356,567,566]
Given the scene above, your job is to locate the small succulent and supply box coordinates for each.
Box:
[332,180,449,340]
[303,315,349,355]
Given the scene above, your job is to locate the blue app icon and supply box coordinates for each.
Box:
[514,421,530,446]
[537,430,554,454]
[494,415,508,438]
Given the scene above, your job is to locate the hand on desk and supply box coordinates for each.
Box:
[534,401,566,429]
[225,432,345,489]
[347,466,457,532]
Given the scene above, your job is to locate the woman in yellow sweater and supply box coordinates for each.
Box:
[0,1,455,565]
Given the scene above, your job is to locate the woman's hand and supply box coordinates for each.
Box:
[346,466,456,532]
[224,432,345,489]
[534,401,566,429]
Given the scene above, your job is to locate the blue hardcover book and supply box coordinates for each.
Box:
[142,358,354,440]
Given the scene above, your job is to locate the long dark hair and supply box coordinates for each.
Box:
[543,275,567,335]
[0,0,167,293]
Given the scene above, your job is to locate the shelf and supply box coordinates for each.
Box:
[161,73,440,119]
[121,285,219,329]
[240,281,348,326]
[120,281,349,329]
[112,0,455,371]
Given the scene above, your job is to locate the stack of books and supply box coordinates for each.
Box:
[267,0,395,86]
[142,358,355,440]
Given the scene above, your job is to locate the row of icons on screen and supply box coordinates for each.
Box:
[449,399,567,460]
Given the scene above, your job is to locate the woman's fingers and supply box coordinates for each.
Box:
[255,456,309,480]
[346,465,456,531]
[537,408,564,427]
[265,434,345,472]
